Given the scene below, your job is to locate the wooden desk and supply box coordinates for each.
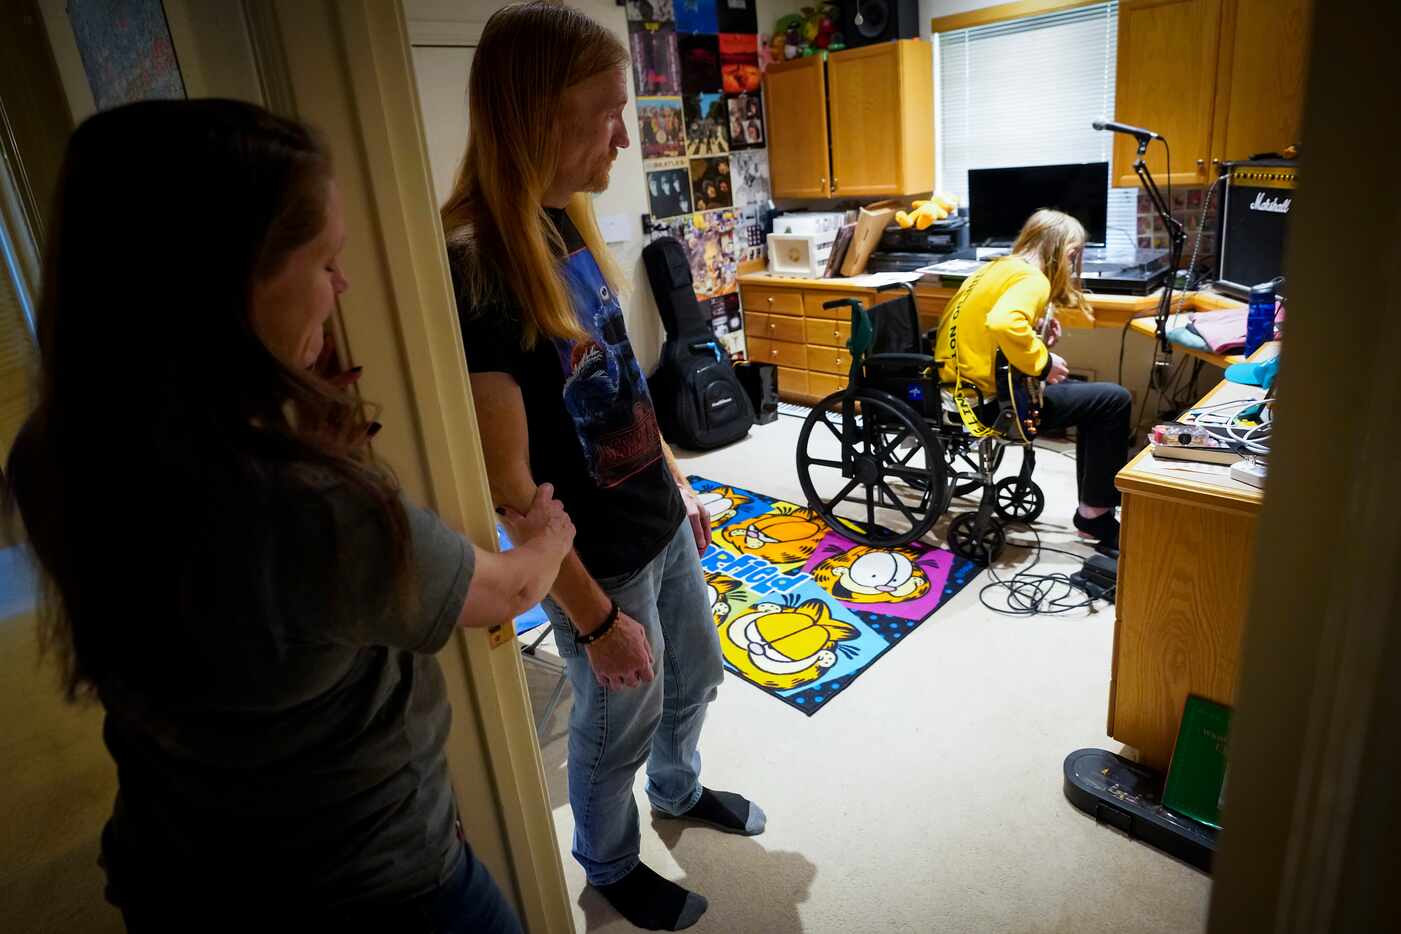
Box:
[739,270,1245,404]
[1128,311,1251,370]
[1108,344,1278,772]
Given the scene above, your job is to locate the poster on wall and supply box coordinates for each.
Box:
[69,0,185,110]
[638,97,686,160]
[736,203,767,264]
[646,159,694,219]
[682,210,738,300]
[674,0,719,34]
[682,92,729,156]
[730,149,770,205]
[690,156,734,211]
[726,92,765,150]
[677,33,722,94]
[630,25,682,97]
[719,33,760,95]
[716,0,759,34]
[625,0,674,22]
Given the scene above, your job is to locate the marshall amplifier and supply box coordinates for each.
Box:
[1215,159,1297,299]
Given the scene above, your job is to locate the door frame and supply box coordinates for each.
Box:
[228,2,572,930]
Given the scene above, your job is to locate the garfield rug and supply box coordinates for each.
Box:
[690,476,981,716]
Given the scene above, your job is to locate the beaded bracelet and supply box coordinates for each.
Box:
[576,600,620,647]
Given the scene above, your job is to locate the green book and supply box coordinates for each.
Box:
[1163,694,1232,829]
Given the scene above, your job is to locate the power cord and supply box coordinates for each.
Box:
[977,521,1114,616]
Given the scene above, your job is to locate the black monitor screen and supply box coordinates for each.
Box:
[969,162,1109,246]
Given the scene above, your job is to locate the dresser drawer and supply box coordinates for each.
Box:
[750,337,806,369]
[805,318,852,348]
[745,311,768,336]
[742,286,805,316]
[807,345,853,375]
[807,371,849,398]
[776,366,807,398]
[756,313,805,343]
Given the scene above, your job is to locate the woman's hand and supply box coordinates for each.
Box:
[500,484,574,608]
[1046,353,1070,385]
[1045,318,1063,348]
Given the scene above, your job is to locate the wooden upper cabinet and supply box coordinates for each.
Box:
[1113,0,1225,187]
[1213,0,1313,164]
[765,55,831,198]
[827,40,934,197]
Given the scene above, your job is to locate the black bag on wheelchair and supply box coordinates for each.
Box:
[641,236,755,450]
[858,293,942,420]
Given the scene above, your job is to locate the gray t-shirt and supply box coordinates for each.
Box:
[98,488,473,911]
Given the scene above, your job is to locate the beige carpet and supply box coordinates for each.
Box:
[0,611,123,932]
[526,415,1211,933]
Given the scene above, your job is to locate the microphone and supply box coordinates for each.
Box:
[1092,119,1161,142]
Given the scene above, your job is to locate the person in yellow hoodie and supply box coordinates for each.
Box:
[934,209,1131,546]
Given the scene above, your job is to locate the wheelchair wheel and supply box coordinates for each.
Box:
[796,388,946,547]
[992,476,1046,522]
[948,511,1006,564]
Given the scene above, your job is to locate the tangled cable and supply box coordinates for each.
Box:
[977,520,1115,616]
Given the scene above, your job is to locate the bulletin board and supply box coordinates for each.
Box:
[629,0,770,359]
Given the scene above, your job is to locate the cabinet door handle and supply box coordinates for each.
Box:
[767,296,774,306]
[832,177,839,192]
[1196,159,1205,170]
[820,177,827,191]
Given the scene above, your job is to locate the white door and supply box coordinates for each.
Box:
[411,44,474,204]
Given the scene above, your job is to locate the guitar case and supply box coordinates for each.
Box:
[642,236,754,450]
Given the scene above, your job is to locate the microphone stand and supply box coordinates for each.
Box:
[1132,136,1185,359]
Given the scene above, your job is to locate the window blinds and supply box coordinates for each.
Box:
[936,2,1138,252]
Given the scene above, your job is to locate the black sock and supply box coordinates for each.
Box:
[663,787,767,836]
[594,862,707,931]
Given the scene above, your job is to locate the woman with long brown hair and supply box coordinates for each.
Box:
[6,98,570,931]
[934,208,1132,546]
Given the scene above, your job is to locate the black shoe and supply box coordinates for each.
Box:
[1074,510,1120,548]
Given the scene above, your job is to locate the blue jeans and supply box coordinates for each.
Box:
[543,521,725,886]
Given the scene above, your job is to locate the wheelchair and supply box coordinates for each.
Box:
[794,283,1045,563]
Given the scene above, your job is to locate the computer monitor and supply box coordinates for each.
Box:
[969,162,1109,247]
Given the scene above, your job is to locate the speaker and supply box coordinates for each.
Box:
[838,0,920,48]
[734,361,779,424]
[1215,159,1297,299]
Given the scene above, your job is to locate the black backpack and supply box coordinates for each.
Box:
[642,236,755,450]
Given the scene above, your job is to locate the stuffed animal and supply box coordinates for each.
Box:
[895,193,959,230]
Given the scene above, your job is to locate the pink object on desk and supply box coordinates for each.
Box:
[1189,309,1248,354]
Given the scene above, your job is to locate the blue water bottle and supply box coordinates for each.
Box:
[1245,279,1278,356]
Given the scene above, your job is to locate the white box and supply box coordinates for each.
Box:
[768,233,831,278]
[772,211,845,238]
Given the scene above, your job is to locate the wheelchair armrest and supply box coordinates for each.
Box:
[875,281,916,297]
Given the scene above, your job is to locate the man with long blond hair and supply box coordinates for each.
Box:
[933,208,1133,546]
[440,4,764,930]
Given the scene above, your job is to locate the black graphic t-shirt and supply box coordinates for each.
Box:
[452,209,685,579]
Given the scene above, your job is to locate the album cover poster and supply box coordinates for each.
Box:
[726,91,764,148]
[716,0,759,34]
[719,33,760,95]
[630,25,681,97]
[677,33,722,95]
[682,92,729,156]
[638,97,686,160]
[682,210,738,301]
[690,155,733,211]
[730,148,770,205]
[646,160,693,219]
[625,0,674,23]
[673,0,718,34]
[707,291,741,337]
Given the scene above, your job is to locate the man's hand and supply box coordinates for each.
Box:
[1046,352,1070,385]
[585,610,655,690]
[679,486,713,555]
[1045,317,1063,348]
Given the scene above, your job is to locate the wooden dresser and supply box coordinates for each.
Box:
[737,272,939,405]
